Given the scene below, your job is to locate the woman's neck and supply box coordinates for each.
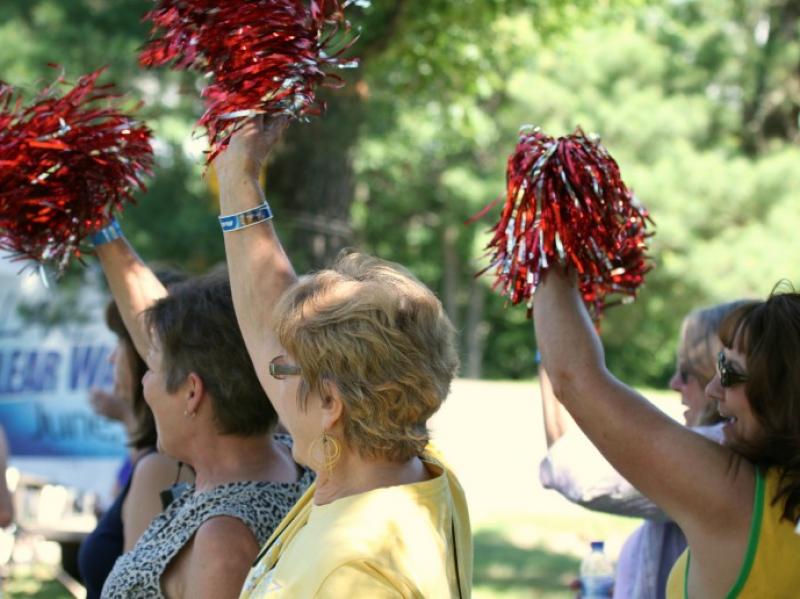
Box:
[190,433,298,492]
[312,453,431,506]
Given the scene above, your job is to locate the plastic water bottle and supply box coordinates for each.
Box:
[579,540,614,598]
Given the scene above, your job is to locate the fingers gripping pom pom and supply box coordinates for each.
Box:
[0,68,153,272]
[474,126,653,320]
[139,0,360,163]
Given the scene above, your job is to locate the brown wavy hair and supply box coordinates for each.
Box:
[718,286,800,521]
[105,267,187,449]
[144,269,277,436]
[105,301,154,450]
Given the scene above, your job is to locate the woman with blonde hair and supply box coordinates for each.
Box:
[213,117,471,598]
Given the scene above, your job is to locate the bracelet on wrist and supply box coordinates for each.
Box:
[218,201,273,233]
[90,218,123,246]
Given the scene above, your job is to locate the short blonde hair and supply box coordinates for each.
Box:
[679,301,746,386]
[273,251,460,462]
[677,300,750,426]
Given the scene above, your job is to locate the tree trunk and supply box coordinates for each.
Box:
[442,224,460,325]
[266,87,365,272]
[464,277,487,378]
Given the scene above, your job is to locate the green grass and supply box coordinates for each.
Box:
[3,565,70,598]
[475,530,578,598]
[1,381,675,598]
[473,513,640,599]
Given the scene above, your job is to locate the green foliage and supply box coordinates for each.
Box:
[1,0,797,385]
[352,1,800,384]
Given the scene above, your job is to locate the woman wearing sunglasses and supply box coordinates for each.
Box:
[539,301,747,599]
[213,117,471,598]
[534,268,800,598]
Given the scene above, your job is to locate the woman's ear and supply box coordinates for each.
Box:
[320,380,344,432]
[184,372,205,417]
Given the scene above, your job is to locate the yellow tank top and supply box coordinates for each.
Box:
[666,468,800,598]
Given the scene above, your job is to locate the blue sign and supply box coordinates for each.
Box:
[0,260,127,458]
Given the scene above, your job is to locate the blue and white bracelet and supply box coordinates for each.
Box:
[218,201,273,233]
[90,218,124,246]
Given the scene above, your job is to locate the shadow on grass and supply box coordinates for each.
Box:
[474,528,579,594]
[5,578,68,599]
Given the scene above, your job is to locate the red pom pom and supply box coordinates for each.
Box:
[0,68,153,271]
[140,0,359,162]
[475,126,653,319]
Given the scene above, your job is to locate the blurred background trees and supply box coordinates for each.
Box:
[1,0,797,385]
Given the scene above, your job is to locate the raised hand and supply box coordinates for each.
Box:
[212,115,289,185]
[89,387,132,425]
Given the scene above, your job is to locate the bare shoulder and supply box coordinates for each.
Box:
[122,453,184,549]
[130,452,181,492]
[194,516,259,556]
[180,517,260,599]
[709,453,757,528]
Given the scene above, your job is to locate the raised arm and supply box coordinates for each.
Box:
[212,117,295,399]
[539,363,671,520]
[533,268,754,545]
[540,365,573,448]
[95,238,167,360]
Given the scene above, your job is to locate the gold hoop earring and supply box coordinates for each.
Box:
[309,433,341,473]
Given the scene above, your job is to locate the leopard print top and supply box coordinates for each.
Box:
[101,438,313,598]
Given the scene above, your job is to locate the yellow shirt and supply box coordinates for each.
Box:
[239,451,472,598]
[666,468,800,598]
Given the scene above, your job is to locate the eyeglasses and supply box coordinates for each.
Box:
[269,355,302,380]
[717,351,748,388]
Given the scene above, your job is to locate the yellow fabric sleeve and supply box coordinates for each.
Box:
[314,562,406,599]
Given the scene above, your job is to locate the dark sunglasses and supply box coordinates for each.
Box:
[717,351,748,388]
[269,355,302,380]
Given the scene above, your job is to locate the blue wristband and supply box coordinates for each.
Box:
[218,201,273,233]
[90,219,123,246]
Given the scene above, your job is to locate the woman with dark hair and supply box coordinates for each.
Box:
[88,235,313,598]
[534,269,800,598]
[539,301,746,599]
[79,291,190,599]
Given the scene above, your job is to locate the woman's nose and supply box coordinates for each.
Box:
[705,373,723,400]
[669,370,682,392]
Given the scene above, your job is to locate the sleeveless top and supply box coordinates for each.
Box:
[101,438,313,599]
[79,450,155,599]
[666,468,800,598]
